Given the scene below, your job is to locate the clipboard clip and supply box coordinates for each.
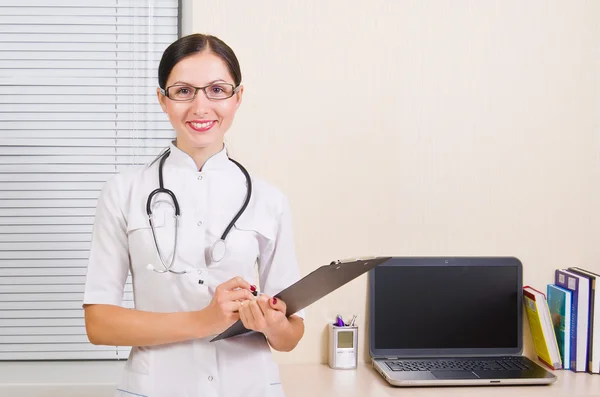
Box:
[330,256,377,265]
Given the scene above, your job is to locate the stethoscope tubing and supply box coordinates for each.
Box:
[146,149,251,274]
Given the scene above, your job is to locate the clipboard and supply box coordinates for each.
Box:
[210,256,392,342]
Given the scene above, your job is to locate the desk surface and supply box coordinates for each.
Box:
[279,363,600,397]
[0,361,598,397]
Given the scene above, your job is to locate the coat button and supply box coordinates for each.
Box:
[197,175,203,180]
[208,375,214,381]
[197,221,202,226]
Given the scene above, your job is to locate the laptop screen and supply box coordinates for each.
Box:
[370,258,521,355]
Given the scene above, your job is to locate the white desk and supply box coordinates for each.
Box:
[0,361,598,397]
[279,363,600,397]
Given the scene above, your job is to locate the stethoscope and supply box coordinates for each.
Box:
[146,148,252,274]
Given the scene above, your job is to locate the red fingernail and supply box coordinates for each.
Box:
[272,298,277,304]
[250,285,256,292]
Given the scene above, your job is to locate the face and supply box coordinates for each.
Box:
[157,51,243,156]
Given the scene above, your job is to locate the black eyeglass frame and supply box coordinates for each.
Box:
[159,82,241,102]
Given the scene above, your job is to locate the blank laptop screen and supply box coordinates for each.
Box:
[373,264,519,350]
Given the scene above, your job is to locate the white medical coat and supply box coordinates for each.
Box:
[83,143,304,397]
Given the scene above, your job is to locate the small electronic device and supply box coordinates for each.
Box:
[328,324,358,369]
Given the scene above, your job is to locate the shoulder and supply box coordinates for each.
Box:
[98,164,152,210]
[102,164,148,194]
[249,175,290,216]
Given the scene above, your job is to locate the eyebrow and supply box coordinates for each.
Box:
[171,79,230,86]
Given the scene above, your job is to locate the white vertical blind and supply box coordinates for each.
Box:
[0,0,178,360]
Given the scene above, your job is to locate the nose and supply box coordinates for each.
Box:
[191,89,212,116]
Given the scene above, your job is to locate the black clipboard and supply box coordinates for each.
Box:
[210,256,392,342]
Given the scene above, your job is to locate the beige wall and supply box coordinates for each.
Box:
[187,1,600,364]
[0,2,598,395]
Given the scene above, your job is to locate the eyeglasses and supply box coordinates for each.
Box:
[160,82,240,102]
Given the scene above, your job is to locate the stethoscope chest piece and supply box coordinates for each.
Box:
[211,239,227,263]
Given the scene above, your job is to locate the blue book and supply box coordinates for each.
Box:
[547,284,572,370]
[555,269,590,372]
[555,270,579,371]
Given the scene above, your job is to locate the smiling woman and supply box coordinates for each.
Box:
[82,34,305,397]
[155,35,244,170]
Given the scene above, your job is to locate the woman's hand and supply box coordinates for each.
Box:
[238,294,288,337]
[205,277,256,335]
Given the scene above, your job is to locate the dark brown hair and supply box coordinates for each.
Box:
[158,34,242,89]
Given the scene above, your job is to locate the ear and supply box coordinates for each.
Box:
[234,84,244,110]
[157,87,168,113]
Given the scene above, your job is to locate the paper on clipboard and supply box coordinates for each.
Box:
[210,256,392,342]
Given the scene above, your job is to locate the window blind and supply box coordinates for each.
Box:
[0,0,179,360]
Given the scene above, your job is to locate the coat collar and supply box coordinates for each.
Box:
[167,141,231,172]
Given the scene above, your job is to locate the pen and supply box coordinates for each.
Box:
[196,269,217,289]
[198,278,258,296]
[335,315,345,327]
[194,269,257,296]
[349,315,357,327]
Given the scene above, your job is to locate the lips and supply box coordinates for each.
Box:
[187,120,216,132]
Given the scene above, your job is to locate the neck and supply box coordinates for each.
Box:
[175,141,224,171]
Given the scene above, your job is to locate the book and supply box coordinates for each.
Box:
[523,286,562,370]
[568,267,600,374]
[555,269,590,372]
[547,284,572,370]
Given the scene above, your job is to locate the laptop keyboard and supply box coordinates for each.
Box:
[386,358,532,372]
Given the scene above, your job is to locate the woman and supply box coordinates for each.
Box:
[83,34,305,397]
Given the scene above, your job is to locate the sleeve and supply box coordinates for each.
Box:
[82,176,130,306]
[258,195,305,319]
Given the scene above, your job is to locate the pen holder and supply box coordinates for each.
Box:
[328,324,358,369]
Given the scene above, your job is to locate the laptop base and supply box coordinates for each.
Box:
[372,356,556,387]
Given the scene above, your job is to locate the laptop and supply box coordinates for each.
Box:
[369,257,557,386]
